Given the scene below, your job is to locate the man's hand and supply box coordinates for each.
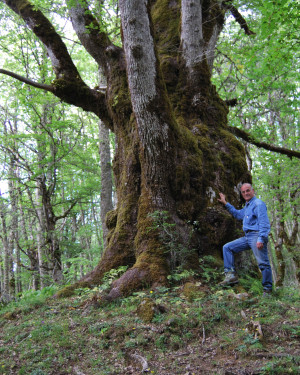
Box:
[257,242,264,250]
[218,193,227,205]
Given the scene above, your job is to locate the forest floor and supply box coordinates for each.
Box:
[0,274,299,375]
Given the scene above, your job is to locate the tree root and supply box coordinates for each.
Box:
[105,264,168,300]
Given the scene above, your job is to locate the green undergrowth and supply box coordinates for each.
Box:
[0,276,299,375]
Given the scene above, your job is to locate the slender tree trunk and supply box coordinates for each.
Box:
[79,207,93,274]
[0,198,11,298]
[17,186,40,290]
[99,121,113,247]
[8,165,20,294]
[71,216,77,281]
[273,193,285,286]
[36,155,63,283]
[14,174,22,294]
[98,68,113,248]
[90,199,102,249]
[0,252,3,296]
[36,187,49,288]
[282,193,299,286]
[2,122,15,296]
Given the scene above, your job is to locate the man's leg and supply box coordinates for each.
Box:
[223,236,250,273]
[220,237,250,285]
[246,232,273,291]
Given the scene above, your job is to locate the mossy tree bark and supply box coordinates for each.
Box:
[2,0,252,297]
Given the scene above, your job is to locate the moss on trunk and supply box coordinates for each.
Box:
[59,0,251,299]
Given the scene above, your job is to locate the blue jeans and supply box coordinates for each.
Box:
[223,231,273,290]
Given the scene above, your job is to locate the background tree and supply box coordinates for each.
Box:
[213,0,299,286]
[0,10,107,294]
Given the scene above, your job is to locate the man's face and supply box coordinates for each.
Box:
[241,184,255,202]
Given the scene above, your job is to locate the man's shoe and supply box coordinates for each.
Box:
[263,289,272,297]
[219,272,239,286]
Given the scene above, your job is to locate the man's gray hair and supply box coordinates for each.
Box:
[241,183,253,190]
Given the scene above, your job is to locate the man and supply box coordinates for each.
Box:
[218,183,273,295]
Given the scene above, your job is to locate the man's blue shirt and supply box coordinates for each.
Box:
[225,196,270,243]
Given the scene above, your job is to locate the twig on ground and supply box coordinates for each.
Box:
[131,353,150,373]
[202,325,206,344]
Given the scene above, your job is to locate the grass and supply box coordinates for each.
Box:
[0,280,299,375]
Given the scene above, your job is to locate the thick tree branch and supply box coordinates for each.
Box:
[2,0,112,125]
[0,69,53,91]
[181,0,204,69]
[3,0,81,80]
[222,1,255,36]
[203,2,225,72]
[68,0,117,73]
[228,126,300,159]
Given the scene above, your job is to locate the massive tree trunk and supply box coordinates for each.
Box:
[77,0,250,298]
[2,0,251,297]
